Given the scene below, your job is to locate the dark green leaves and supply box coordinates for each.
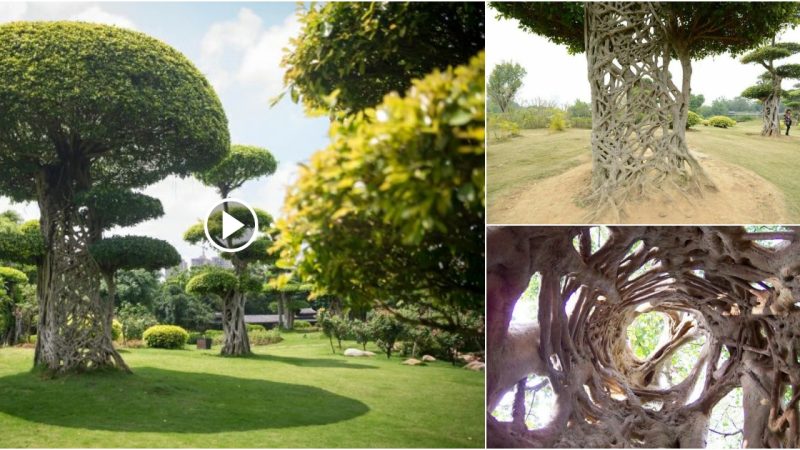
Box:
[90,235,180,273]
[282,2,484,114]
[195,145,277,196]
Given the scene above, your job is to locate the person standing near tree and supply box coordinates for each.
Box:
[785,109,793,135]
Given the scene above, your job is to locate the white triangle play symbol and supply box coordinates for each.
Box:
[222,211,245,240]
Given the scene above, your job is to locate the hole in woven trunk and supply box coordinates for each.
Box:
[491,374,557,431]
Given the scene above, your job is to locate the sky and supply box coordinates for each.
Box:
[487,5,800,107]
[0,2,331,261]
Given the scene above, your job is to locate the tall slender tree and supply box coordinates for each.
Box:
[185,144,278,355]
[488,61,527,113]
[741,41,800,136]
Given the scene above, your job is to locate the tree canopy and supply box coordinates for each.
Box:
[488,61,527,113]
[0,21,230,201]
[195,145,277,198]
[90,236,181,274]
[492,2,800,58]
[281,2,485,114]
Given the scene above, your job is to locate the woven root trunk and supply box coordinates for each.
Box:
[762,89,782,137]
[221,291,250,356]
[584,2,714,221]
[487,226,800,448]
[33,171,128,374]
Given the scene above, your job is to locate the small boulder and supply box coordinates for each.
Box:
[421,354,436,362]
[402,358,424,366]
[459,353,477,363]
[464,361,485,371]
[344,348,375,357]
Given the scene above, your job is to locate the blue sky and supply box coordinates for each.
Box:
[0,2,331,260]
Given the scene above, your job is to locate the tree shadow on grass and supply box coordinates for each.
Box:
[0,367,369,433]
[236,353,378,369]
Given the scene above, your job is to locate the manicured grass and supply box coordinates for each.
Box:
[487,121,800,220]
[0,332,483,448]
[487,128,590,206]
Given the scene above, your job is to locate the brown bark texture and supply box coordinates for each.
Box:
[487,226,800,448]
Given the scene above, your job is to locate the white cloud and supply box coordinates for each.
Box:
[0,2,27,22]
[252,162,299,219]
[69,6,137,30]
[237,15,301,99]
[199,8,300,100]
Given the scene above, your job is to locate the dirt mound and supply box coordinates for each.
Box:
[488,151,791,224]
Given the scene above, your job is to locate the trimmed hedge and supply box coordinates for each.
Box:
[246,323,265,332]
[142,325,189,349]
[708,115,736,128]
[686,111,702,129]
[249,329,283,346]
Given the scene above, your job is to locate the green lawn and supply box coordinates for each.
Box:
[488,121,800,220]
[0,332,484,448]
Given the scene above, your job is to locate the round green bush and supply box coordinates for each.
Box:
[707,115,736,128]
[112,319,123,342]
[246,323,264,332]
[686,111,702,129]
[142,325,189,349]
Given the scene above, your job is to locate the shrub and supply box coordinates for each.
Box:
[28,334,36,344]
[248,328,283,346]
[294,320,312,330]
[702,120,710,126]
[111,319,123,342]
[117,302,158,340]
[686,111,702,129]
[142,324,189,349]
[707,115,736,128]
[246,323,264,332]
[549,111,567,132]
[202,329,224,345]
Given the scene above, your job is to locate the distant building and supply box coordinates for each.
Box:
[190,250,233,269]
[210,308,317,329]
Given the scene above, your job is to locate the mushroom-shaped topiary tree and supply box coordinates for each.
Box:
[741,41,800,136]
[0,22,229,373]
[492,2,800,217]
[184,206,276,356]
[184,144,277,356]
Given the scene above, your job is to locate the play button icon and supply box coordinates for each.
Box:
[203,198,259,253]
[222,211,245,240]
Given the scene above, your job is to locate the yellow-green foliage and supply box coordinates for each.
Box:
[142,325,189,349]
[549,111,567,132]
[708,115,737,128]
[111,319,123,342]
[274,53,484,313]
[687,111,702,129]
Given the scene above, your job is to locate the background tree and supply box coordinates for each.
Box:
[0,22,229,373]
[186,144,277,355]
[689,93,706,111]
[368,312,407,359]
[0,267,31,346]
[274,53,485,338]
[492,2,800,216]
[488,61,526,113]
[154,269,215,332]
[281,2,484,115]
[184,206,275,356]
[741,41,800,135]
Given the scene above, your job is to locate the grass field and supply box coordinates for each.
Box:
[0,332,484,448]
[488,121,800,220]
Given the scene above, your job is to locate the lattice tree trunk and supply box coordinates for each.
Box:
[584,2,713,219]
[221,290,250,356]
[32,157,128,373]
[762,77,782,136]
[487,226,800,448]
